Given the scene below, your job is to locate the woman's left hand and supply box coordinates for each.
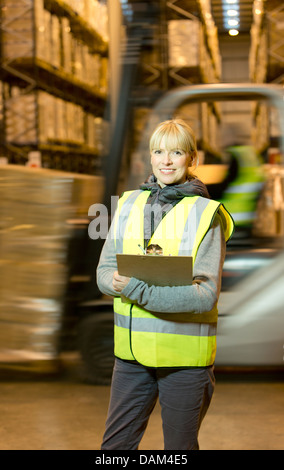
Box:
[112,271,131,292]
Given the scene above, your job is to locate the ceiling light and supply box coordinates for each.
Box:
[229,29,239,36]
[228,18,239,26]
[227,9,238,16]
[222,0,241,33]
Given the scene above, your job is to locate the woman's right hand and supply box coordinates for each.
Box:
[112,271,131,292]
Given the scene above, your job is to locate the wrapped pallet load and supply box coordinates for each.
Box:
[168,19,200,68]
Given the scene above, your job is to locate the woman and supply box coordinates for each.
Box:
[97,119,234,450]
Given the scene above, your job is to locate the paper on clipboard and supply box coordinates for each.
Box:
[116,254,192,287]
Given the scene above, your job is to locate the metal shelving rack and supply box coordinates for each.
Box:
[266,0,284,84]
[250,0,284,84]
[0,0,109,174]
[136,0,221,89]
[249,0,284,153]
[129,0,222,164]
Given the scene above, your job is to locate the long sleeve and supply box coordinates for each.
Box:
[96,228,119,297]
[96,214,226,315]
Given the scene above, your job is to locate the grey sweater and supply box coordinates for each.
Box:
[96,179,226,318]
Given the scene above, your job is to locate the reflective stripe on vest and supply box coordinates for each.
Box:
[115,311,217,335]
[112,190,234,367]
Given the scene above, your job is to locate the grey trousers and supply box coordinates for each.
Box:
[101,358,215,450]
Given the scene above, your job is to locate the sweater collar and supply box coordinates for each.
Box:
[139,173,210,204]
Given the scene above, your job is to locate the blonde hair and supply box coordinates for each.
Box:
[149,119,198,164]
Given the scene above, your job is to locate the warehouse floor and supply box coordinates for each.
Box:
[0,355,283,451]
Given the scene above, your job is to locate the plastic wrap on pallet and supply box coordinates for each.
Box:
[250,0,284,82]
[0,165,104,365]
[8,87,106,148]
[168,20,200,67]
[0,296,62,360]
[5,87,37,144]
[65,0,109,42]
[2,0,108,90]
[251,104,270,152]
[267,3,284,78]
[253,165,284,236]
[197,0,221,79]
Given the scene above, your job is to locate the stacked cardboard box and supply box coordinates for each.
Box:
[253,165,284,237]
[5,87,37,144]
[266,0,284,81]
[2,0,34,60]
[0,164,104,367]
[168,17,219,84]
[2,0,108,91]
[6,87,109,151]
[251,103,270,153]
[250,0,284,83]
[198,0,221,80]
[168,20,200,68]
[0,80,4,145]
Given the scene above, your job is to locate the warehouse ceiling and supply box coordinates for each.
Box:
[164,1,255,36]
[211,0,254,34]
[127,1,255,36]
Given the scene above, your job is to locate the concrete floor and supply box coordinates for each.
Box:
[0,356,283,450]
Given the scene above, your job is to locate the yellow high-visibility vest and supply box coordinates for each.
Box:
[112,190,234,368]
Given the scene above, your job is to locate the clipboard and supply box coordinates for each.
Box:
[116,254,192,287]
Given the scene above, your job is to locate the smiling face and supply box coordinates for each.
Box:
[149,119,197,188]
[151,137,192,187]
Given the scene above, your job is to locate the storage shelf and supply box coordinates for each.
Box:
[38,142,102,156]
[0,0,109,174]
[1,58,107,113]
[249,0,284,84]
[44,0,108,54]
[3,142,103,173]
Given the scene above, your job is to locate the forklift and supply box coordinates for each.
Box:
[63,3,284,384]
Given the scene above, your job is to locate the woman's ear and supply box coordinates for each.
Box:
[189,151,198,169]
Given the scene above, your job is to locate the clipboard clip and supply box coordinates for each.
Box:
[138,244,164,255]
